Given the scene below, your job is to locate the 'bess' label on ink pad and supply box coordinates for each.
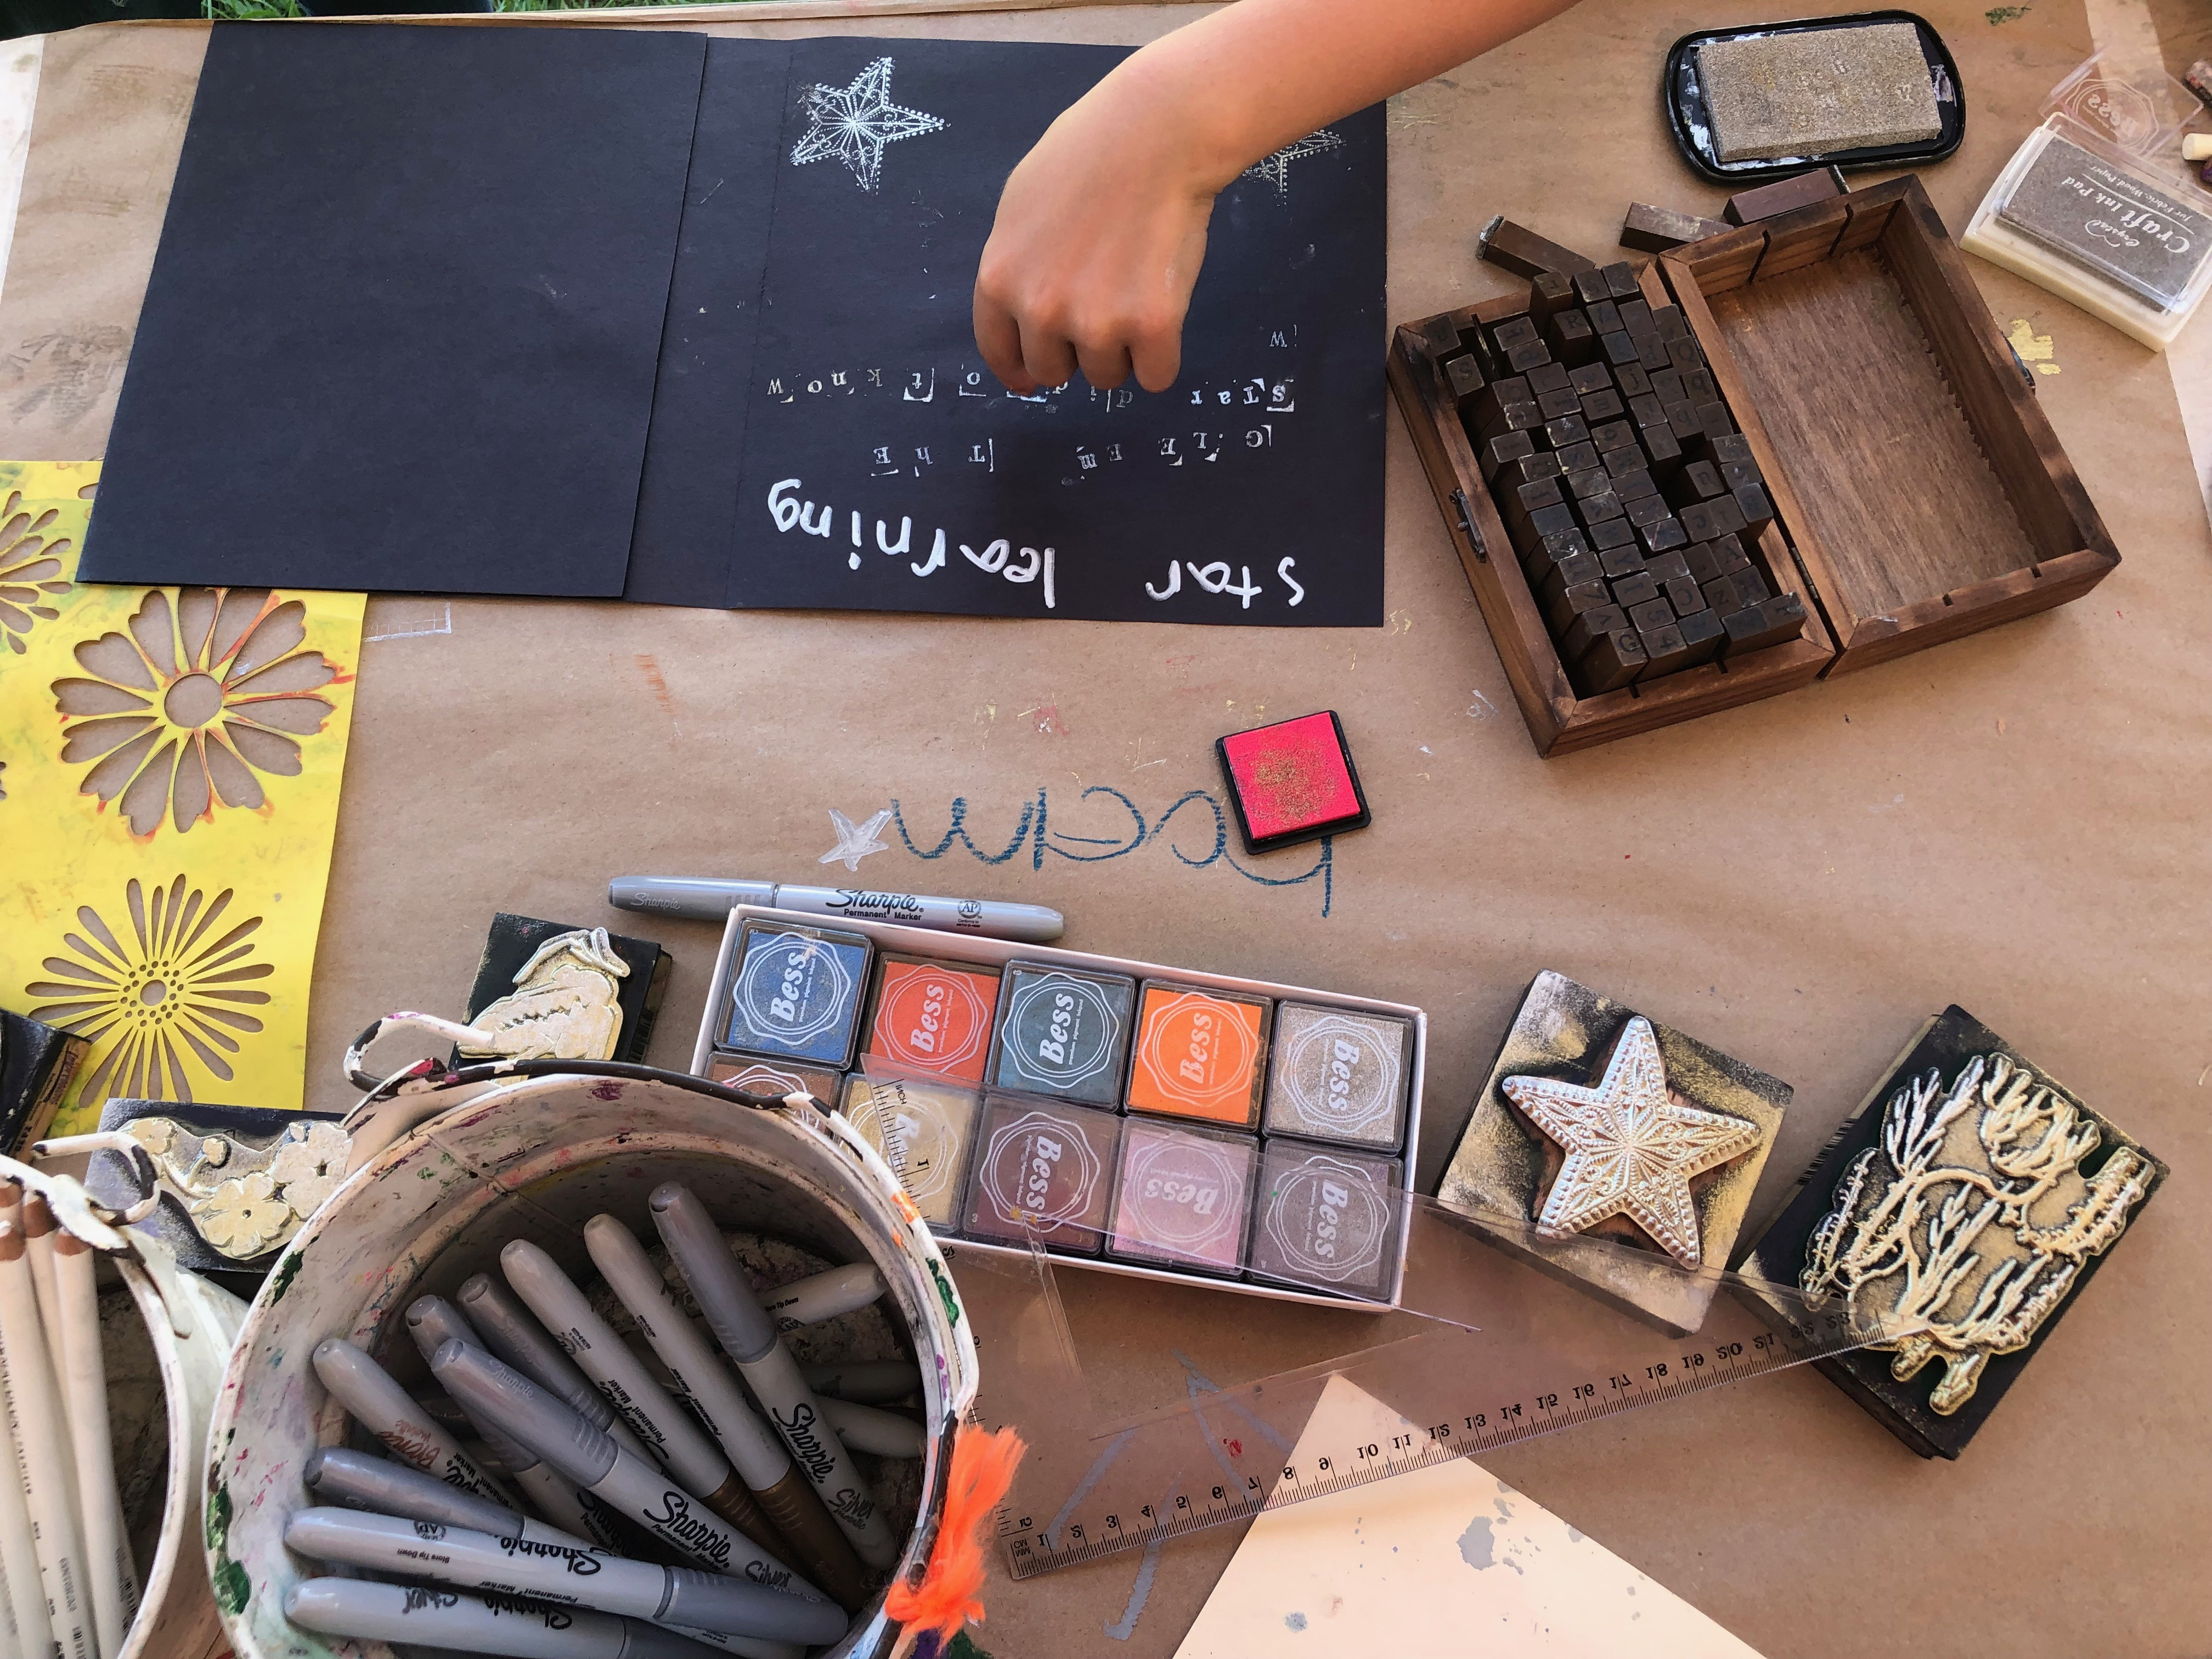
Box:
[1263,1003,1413,1149]
[842,1073,981,1230]
[1248,1143,1402,1297]
[724,922,871,1065]
[865,955,1001,1082]
[963,1096,1121,1254]
[1126,984,1272,1127]
[989,966,1136,1105]
[1107,1119,1257,1274]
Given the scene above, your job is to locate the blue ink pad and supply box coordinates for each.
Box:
[723,921,872,1065]
[988,964,1136,1107]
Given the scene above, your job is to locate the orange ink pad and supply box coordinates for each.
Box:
[1216,709,1370,854]
[1125,981,1272,1128]
[865,953,1001,1082]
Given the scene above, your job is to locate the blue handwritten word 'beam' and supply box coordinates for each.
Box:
[890,786,1334,917]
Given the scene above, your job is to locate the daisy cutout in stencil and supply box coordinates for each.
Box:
[53,586,347,837]
[25,873,270,1103]
[1243,128,1345,199]
[0,488,73,655]
[789,57,947,193]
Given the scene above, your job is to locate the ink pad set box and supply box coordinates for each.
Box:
[1961,54,2212,349]
[690,908,1425,1309]
[1390,176,2118,757]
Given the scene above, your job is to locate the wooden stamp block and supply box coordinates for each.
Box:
[1723,165,1847,225]
[1622,201,1734,251]
[1440,971,1791,1334]
[1572,491,1624,531]
[1479,215,1599,278]
[1736,1006,2164,1458]
[1575,626,1645,693]
[1529,268,1577,322]
[1559,603,1629,658]
[1677,607,1724,664]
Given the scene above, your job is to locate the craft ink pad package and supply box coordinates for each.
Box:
[1963,53,2212,349]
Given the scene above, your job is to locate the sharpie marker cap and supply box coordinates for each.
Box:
[648,1184,775,1363]
[432,1339,619,1489]
[408,1298,551,1475]
[302,1446,526,1538]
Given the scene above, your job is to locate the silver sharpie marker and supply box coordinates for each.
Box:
[608,877,1063,941]
[431,1341,825,1605]
[285,1576,714,1659]
[284,1509,845,1647]
[298,1451,799,1659]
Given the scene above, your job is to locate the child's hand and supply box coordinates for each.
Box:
[973,66,1227,396]
[971,0,1581,397]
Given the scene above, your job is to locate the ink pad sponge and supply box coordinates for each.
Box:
[1699,22,1941,165]
[963,1095,1122,1254]
[722,920,871,1066]
[988,964,1136,1106]
[864,954,1002,1083]
[842,1071,982,1231]
[1126,983,1272,1128]
[1216,709,1370,855]
[1246,1142,1403,1299]
[1262,1003,1413,1150]
[1106,1119,1258,1275]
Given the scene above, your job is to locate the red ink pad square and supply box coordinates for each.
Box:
[1216,710,1369,854]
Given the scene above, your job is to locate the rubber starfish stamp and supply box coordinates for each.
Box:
[789,57,947,193]
[1242,128,1345,199]
[1502,1017,1760,1266]
[819,806,893,872]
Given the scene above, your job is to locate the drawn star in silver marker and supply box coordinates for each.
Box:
[819,807,894,872]
[1501,1017,1760,1267]
[788,57,947,194]
[1241,128,1346,199]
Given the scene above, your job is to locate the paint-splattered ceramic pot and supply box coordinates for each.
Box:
[204,1066,978,1659]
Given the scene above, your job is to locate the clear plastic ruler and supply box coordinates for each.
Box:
[950,1190,1922,1581]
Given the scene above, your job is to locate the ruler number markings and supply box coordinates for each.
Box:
[999,1325,1826,1577]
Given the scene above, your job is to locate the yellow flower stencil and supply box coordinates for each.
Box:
[0,461,364,1125]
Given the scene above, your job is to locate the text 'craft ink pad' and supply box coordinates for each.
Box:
[1215,710,1371,855]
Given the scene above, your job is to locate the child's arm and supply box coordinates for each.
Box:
[973,0,1580,393]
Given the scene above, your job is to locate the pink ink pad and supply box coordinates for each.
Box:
[1105,1118,1258,1276]
[1216,710,1370,854]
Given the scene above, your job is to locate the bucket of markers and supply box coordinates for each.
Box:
[206,1063,979,1659]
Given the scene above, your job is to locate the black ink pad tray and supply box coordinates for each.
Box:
[1663,10,1966,185]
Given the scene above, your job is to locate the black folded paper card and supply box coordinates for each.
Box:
[82,27,1387,626]
[630,37,1387,624]
[82,24,707,600]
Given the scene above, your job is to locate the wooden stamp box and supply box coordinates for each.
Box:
[1389,177,2118,757]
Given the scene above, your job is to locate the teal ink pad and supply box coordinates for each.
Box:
[988,964,1136,1106]
[721,920,872,1065]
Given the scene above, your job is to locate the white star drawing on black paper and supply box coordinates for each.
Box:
[1242,128,1345,199]
[819,807,894,872]
[789,58,947,194]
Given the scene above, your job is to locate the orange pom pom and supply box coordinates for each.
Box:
[885,1423,1027,1647]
